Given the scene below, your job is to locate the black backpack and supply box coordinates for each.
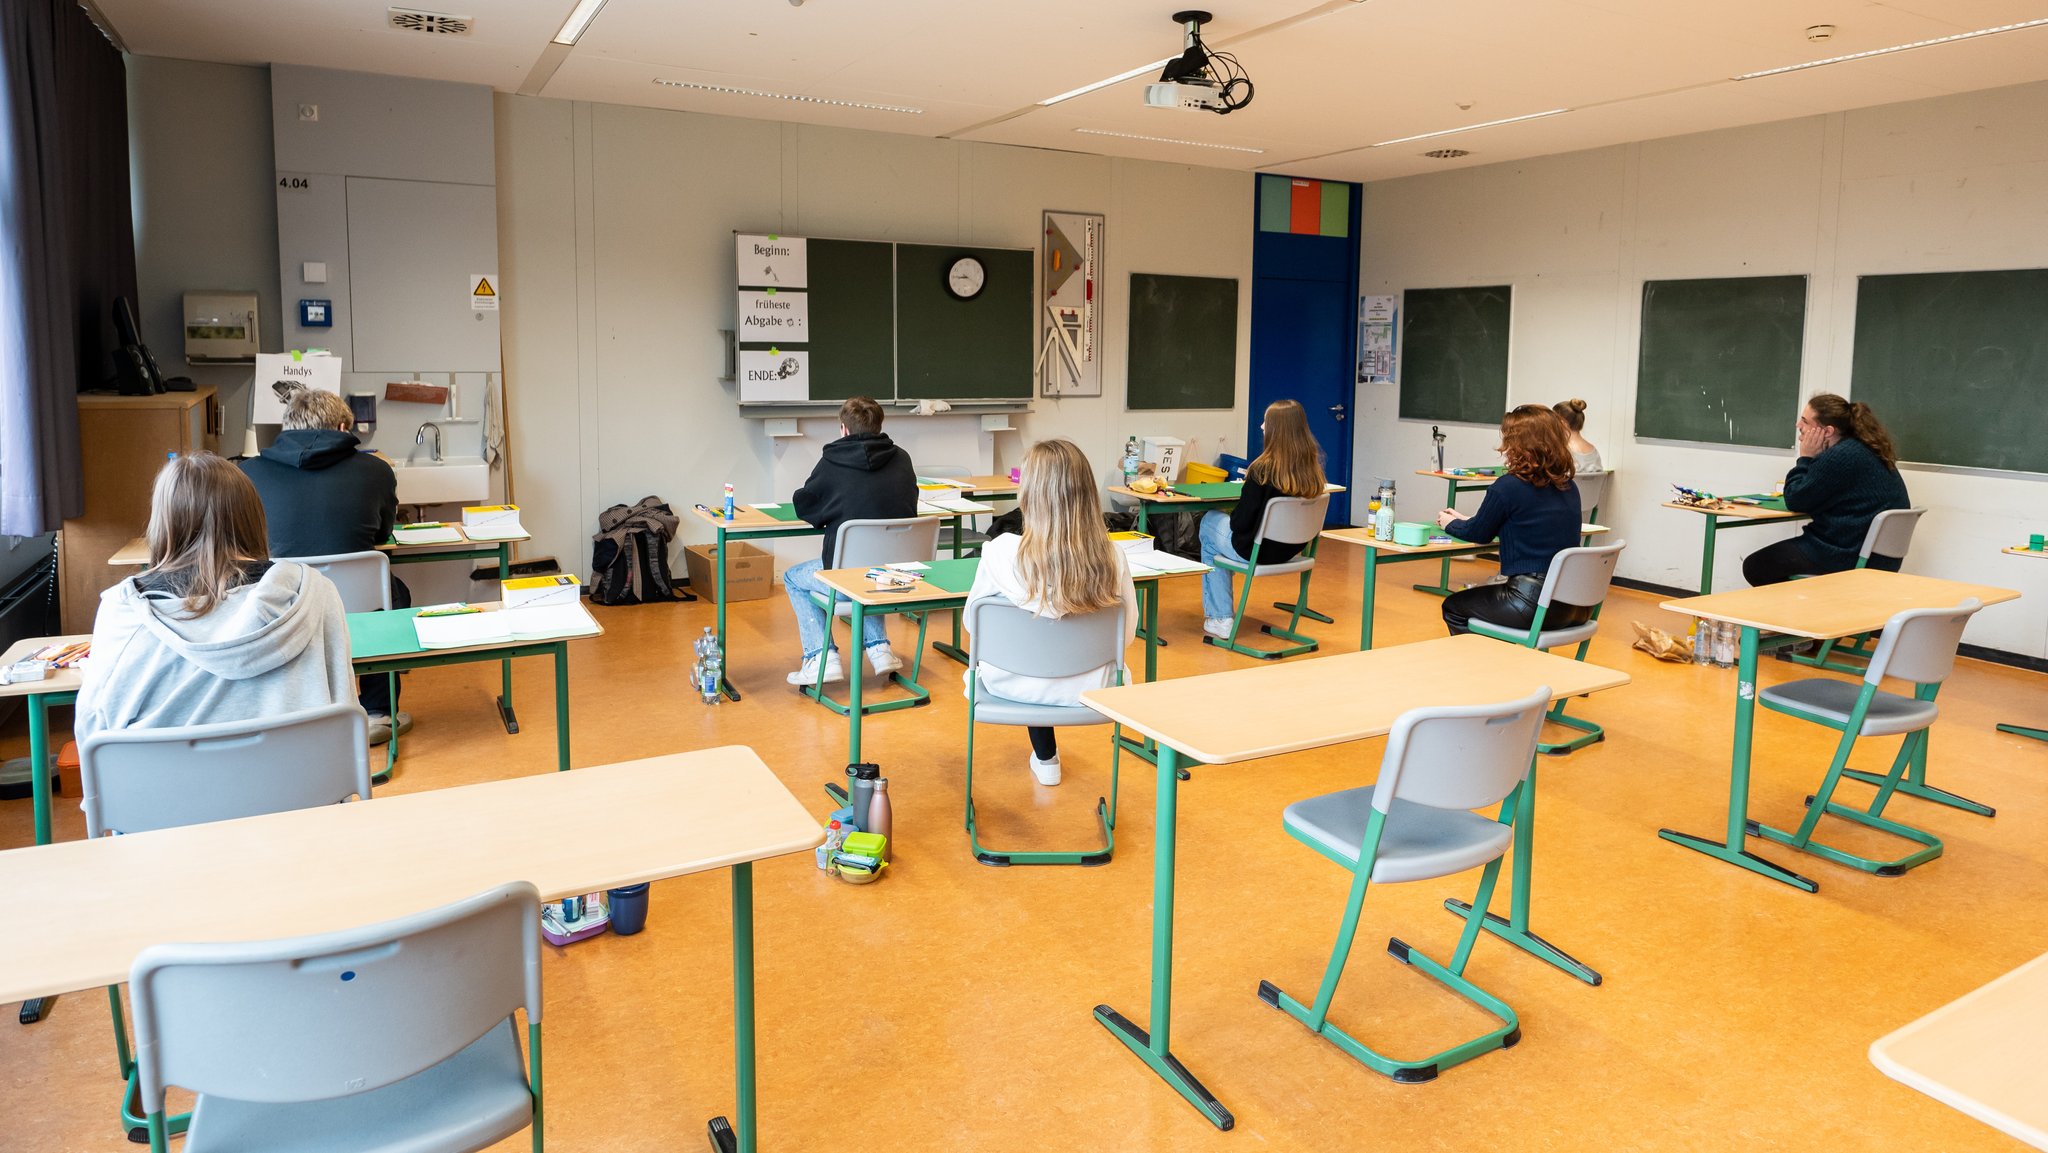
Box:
[591,498,690,606]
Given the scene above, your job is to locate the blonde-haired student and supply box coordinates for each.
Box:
[1199,399,1325,638]
[964,438,1137,786]
[76,453,354,744]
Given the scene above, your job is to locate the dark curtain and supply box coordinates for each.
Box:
[0,0,135,536]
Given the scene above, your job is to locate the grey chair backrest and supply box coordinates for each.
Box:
[80,702,373,838]
[1574,472,1609,520]
[285,551,391,613]
[1862,507,1926,564]
[1370,686,1550,815]
[130,880,541,1113]
[834,517,941,570]
[1537,541,1625,609]
[1863,598,1980,687]
[1254,493,1331,549]
[965,594,1126,681]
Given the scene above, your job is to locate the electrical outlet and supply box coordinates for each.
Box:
[298,103,319,122]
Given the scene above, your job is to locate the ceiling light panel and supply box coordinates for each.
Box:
[551,0,608,45]
[1073,128,1265,153]
[1734,17,2048,79]
[653,78,922,114]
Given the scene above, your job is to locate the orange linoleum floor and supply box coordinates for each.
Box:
[3,546,2046,1152]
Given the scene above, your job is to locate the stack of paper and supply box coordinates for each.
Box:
[462,504,527,541]
[919,498,995,515]
[1127,553,1210,577]
[412,602,600,649]
[392,523,464,546]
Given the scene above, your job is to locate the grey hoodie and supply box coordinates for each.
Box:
[75,561,355,744]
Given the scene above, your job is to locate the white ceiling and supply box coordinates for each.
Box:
[91,0,2048,181]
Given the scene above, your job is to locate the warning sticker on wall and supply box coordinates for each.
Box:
[469,274,499,311]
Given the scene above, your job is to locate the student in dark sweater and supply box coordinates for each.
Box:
[1437,405,1592,636]
[1742,393,1910,586]
[783,396,918,686]
[240,389,409,742]
[1199,399,1325,636]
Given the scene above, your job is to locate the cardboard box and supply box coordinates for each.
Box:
[683,541,774,602]
[501,573,582,609]
[1141,437,1185,483]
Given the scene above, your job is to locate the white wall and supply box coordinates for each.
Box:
[1356,81,2048,658]
[494,97,1254,573]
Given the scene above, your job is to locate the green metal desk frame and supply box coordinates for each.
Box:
[1414,474,1497,597]
[17,685,78,1024]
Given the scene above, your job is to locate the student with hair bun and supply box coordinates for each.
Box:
[1741,393,1910,587]
[1552,398,1602,474]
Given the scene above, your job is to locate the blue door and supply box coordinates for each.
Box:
[1250,278,1354,523]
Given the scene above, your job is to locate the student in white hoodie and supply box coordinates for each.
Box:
[75,453,355,744]
[963,438,1138,787]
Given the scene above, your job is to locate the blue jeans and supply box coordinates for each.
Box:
[1199,511,1247,620]
[783,557,889,660]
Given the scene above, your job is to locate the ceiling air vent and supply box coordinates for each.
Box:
[388,8,475,35]
[1423,148,1471,159]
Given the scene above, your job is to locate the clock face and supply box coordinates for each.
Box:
[946,256,986,300]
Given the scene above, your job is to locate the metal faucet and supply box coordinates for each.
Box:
[415,422,442,463]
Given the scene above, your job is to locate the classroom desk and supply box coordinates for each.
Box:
[1413,469,1500,596]
[1319,523,1610,650]
[1996,546,2048,744]
[1657,569,2019,892]
[0,635,86,1024]
[922,474,1019,555]
[0,747,820,1153]
[347,603,601,775]
[111,527,531,576]
[688,503,984,702]
[1869,949,2048,1151]
[1108,481,1344,629]
[1661,498,1810,597]
[1077,635,1631,1129]
[809,557,1200,764]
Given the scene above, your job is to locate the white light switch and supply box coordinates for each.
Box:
[303,262,327,284]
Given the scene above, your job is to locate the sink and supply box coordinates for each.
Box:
[391,456,489,506]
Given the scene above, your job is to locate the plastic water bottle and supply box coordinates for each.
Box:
[1693,623,1714,666]
[1121,437,1140,485]
[696,627,722,704]
[1365,492,1382,538]
[1374,479,1396,540]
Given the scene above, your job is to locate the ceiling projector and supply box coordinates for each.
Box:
[1143,10,1253,115]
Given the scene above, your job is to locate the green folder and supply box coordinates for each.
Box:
[1167,482,1242,500]
[347,609,427,660]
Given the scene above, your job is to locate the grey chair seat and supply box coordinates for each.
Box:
[186,1017,531,1153]
[1284,789,1514,884]
[974,692,1107,729]
[1760,678,1939,736]
[1472,618,1598,651]
[1213,554,1315,577]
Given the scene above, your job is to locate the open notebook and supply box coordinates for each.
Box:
[391,523,465,546]
[1126,552,1209,577]
[411,603,600,649]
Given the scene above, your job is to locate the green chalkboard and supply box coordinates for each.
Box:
[1127,273,1239,411]
[1851,269,2048,473]
[1399,286,1511,424]
[805,239,895,401]
[896,244,1034,400]
[1635,276,1806,447]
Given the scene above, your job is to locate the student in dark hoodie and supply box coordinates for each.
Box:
[783,395,917,686]
[240,389,409,743]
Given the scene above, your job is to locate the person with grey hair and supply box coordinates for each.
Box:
[240,388,410,743]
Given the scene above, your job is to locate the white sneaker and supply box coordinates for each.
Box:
[1203,617,1235,639]
[1028,753,1062,786]
[866,644,903,676]
[786,651,846,686]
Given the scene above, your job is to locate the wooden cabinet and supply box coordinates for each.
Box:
[60,390,221,633]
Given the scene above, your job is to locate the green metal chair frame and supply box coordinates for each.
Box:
[1751,598,1982,876]
[1467,540,1625,756]
[1207,493,1328,660]
[1259,686,1551,1083]
[80,704,372,1143]
[961,595,1128,866]
[806,517,941,717]
[1786,507,1926,676]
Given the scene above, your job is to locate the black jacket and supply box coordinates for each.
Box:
[239,429,399,559]
[792,433,917,568]
[1783,437,1910,570]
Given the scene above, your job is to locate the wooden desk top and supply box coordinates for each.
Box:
[112,529,530,567]
[928,475,1019,495]
[0,635,89,700]
[0,747,821,1004]
[1108,485,1212,505]
[814,565,966,606]
[1870,950,2048,1150]
[692,504,817,531]
[1661,569,2020,640]
[2004,546,2048,560]
[347,601,605,662]
[1417,469,1502,483]
[1660,499,1804,522]
[1081,634,1629,765]
[1320,523,1608,554]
